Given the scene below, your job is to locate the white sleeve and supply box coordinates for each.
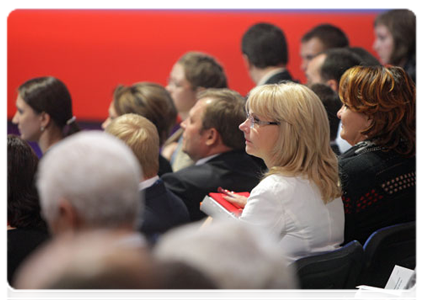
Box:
[239,177,287,237]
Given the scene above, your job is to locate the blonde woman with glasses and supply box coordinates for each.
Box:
[225,82,344,263]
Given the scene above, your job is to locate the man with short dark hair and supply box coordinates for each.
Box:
[241,22,295,85]
[306,48,363,154]
[306,48,362,91]
[300,24,349,73]
[162,89,262,221]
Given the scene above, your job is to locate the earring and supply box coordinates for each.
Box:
[40,126,45,132]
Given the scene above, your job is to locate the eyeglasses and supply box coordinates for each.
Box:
[246,113,280,129]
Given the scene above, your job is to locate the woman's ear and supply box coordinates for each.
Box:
[39,112,51,129]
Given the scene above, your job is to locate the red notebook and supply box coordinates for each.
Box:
[208,192,249,212]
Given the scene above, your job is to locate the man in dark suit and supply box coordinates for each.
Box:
[241,22,295,86]
[162,89,262,221]
[105,113,190,241]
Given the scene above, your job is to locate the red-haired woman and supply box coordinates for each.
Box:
[337,65,415,244]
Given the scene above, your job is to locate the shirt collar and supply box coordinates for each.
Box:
[195,154,220,166]
[257,67,286,86]
[138,175,159,191]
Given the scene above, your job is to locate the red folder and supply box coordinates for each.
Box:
[200,191,250,218]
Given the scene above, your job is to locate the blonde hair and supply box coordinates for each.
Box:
[247,82,341,203]
[105,114,160,178]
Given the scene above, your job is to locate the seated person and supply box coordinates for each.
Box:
[225,82,344,263]
[154,220,297,289]
[11,76,80,155]
[337,66,415,245]
[300,23,349,74]
[35,131,146,249]
[310,83,342,155]
[373,9,416,82]
[162,51,228,172]
[241,22,295,85]
[102,82,177,176]
[14,230,160,289]
[105,114,190,241]
[7,135,50,286]
[161,88,262,221]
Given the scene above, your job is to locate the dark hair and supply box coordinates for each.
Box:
[374,9,416,65]
[339,66,415,156]
[310,83,342,141]
[113,82,177,146]
[8,135,47,229]
[348,47,381,66]
[302,24,349,49]
[241,22,288,68]
[178,52,228,90]
[18,76,80,137]
[320,48,362,82]
[198,88,247,150]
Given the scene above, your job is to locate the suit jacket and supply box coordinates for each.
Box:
[138,179,189,240]
[158,154,173,176]
[264,70,295,84]
[161,150,263,221]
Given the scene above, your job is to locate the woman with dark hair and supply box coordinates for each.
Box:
[373,9,416,82]
[12,76,80,154]
[7,135,50,286]
[337,65,415,245]
[102,82,177,176]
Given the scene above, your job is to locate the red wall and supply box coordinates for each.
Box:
[7,9,383,121]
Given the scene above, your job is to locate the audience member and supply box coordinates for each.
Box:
[36,131,144,242]
[225,82,344,263]
[305,48,362,90]
[310,84,342,155]
[105,114,189,242]
[11,76,80,155]
[373,9,416,82]
[306,48,363,154]
[15,230,158,289]
[300,23,349,73]
[7,135,50,286]
[101,82,176,176]
[337,66,415,245]
[162,51,228,172]
[162,89,262,221]
[348,46,381,66]
[154,220,297,289]
[241,22,295,85]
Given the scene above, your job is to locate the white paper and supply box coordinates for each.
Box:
[354,266,413,300]
[385,266,413,292]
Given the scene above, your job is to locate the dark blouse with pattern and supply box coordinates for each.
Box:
[338,141,415,245]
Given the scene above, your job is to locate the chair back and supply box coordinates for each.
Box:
[359,221,416,288]
[293,240,364,289]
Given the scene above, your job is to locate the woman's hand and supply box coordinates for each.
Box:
[223,193,248,208]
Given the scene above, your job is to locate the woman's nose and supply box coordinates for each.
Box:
[239,119,249,132]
